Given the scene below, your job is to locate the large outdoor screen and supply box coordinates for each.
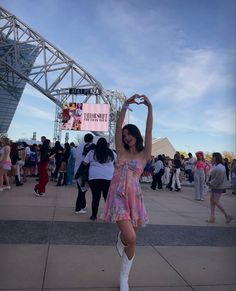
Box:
[61,103,110,132]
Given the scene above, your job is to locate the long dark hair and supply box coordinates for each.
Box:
[212,152,223,165]
[93,137,114,163]
[54,141,61,148]
[10,142,18,155]
[122,124,144,152]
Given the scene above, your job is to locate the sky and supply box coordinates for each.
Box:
[1,0,235,155]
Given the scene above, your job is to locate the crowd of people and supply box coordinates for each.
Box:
[142,151,236,198]
[0,94,235,291]
[0,126,235,226]
[1,136,235,200]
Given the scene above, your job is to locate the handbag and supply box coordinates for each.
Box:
[159,168,165,176]
[75,162,89,182]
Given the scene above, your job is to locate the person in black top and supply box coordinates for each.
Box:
[56,142,71,186]
[34,139,50,196]
[170,152,182,191]
[224,158,230,181]
[74,133,95,214]
[50,141,64,181]
[10,143,23,186]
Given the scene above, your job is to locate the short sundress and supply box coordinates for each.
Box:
[100,159,149,227]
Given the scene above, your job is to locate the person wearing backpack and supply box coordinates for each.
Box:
[74,133,95,214]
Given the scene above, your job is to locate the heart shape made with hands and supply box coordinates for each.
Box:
[134,95,144,104]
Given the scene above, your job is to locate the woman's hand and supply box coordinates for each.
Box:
[125,94,140,105]
[125,94,152,107]
[139,95,152,107]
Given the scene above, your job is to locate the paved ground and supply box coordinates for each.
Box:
[0,178,235,291]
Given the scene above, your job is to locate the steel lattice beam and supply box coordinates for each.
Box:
[0,6,126,142]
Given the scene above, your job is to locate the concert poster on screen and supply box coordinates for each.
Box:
[61,102,110,132]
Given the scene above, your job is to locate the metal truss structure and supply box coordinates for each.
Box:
[0,6,125,143]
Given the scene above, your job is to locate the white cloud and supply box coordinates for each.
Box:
[205,106,235,135]
[155,48,234,102]
[154,104,235,137]
[18,103,54,121]
[23,85,47,101]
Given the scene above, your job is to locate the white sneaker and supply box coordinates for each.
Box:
[75,209,87,214]
[3,186,11,190]
[34,191,45,197]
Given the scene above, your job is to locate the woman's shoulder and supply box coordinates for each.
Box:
[215,163,226,170]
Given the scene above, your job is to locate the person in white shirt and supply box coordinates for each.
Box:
[83,137,116,220]
[150,155,164,190]
[74,133,95,214]
[184,152,195,183]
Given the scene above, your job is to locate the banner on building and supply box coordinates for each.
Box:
[61,103,110,132]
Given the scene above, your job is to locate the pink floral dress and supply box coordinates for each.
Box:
[100,159,149,227]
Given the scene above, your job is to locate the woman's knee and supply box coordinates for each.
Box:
[123,231,136,245]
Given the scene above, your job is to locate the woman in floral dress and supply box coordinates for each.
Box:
[101,94,153,291]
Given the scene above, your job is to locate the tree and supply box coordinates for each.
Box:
[204,152,212,161]
[178,151,188,158]
[222,151,234,162]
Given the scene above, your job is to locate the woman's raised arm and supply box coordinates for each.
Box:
[140,95,153,160]
[115,94,139,154]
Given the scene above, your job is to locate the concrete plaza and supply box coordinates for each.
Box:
[0,178,235,291]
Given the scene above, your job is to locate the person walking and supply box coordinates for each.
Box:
[83,137,116,220]
[150,155,164,190]
[74,133,95,214]
[101,94,153,291]
[50,141,64,181]
[34,139,50,196]
[170,152,182,192]
[206,152,233,224]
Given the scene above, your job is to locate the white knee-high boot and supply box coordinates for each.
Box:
[120,253,134,291]
[116,231,126,257]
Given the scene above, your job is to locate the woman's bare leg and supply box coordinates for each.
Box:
[4,170,9,186]
[213,193,228,218]
[209,193,216,221]
[0,168,3,188]
[117,220,137,259]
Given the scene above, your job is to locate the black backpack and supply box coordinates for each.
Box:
[74,143,95,184]
[82,143,95,156]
